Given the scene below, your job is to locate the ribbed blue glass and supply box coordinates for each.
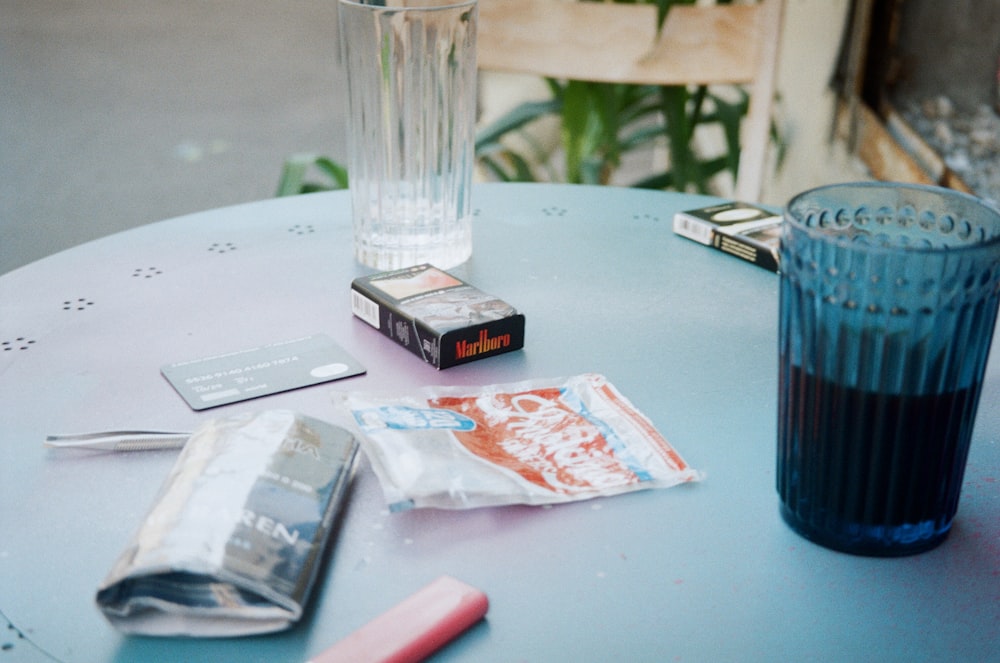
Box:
[777,183,1000,556]
[340,0,477,270]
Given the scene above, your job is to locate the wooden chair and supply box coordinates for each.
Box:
[477,0,784,202]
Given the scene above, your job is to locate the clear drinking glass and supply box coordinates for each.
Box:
[339,0,478,270]
[777,182,1000,556]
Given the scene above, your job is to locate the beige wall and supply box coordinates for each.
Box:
[762,0,871,206]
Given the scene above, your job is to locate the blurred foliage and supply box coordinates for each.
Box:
[477,0,750,193]
[275,154,348,196]
[278,0,777,196]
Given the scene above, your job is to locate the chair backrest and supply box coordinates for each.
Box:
[477,0,785,202]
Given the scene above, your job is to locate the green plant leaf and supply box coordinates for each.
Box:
[632,170,675,190]
[478,145,537,182]
[710,90,749,177]
[475,99,561,151]
[275,155,312,197]
[561,80,600,183]
[314,157,349,189]
[619,123,665,152]
[659,85,698,191]
[275,154,348,196]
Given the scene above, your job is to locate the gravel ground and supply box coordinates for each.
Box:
[886,0,1000,208]
[899,96,1000,205]
[897,96,1000,208]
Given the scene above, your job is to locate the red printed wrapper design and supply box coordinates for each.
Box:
[335,374,703,510]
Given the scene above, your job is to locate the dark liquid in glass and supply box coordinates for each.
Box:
[777,364,977,556]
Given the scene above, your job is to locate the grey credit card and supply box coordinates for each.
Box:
[162,334,366,410]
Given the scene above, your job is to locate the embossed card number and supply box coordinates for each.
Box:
[162,334,365,410]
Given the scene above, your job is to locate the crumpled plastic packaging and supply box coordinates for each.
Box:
[333,374,703,511]
[95,410,359,637]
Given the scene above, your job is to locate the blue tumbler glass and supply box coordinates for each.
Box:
[777,182,1000,556]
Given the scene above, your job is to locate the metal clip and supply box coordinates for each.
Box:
[44,430,190,452]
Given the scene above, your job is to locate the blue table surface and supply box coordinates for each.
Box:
[1,183,997,662]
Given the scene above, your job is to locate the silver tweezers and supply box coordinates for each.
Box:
[44,430,190,452]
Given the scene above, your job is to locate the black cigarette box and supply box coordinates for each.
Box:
[673,201,782,272]
[350,264,525,369]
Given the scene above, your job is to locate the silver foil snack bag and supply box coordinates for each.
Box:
[96,410,359,637]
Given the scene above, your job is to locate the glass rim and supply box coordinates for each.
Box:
[784,181,1000,256]
[338,0,477,10]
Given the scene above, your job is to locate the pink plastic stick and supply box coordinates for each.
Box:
[307,576,489,663]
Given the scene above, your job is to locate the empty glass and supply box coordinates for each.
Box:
[339,0,478,270]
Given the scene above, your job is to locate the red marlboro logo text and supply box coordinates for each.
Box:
[455,329,512,360]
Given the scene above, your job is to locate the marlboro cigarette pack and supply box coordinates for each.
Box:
[350,264,525,369]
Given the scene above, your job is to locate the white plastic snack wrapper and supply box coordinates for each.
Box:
[95,410,359,637]
[333,374,703,511]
